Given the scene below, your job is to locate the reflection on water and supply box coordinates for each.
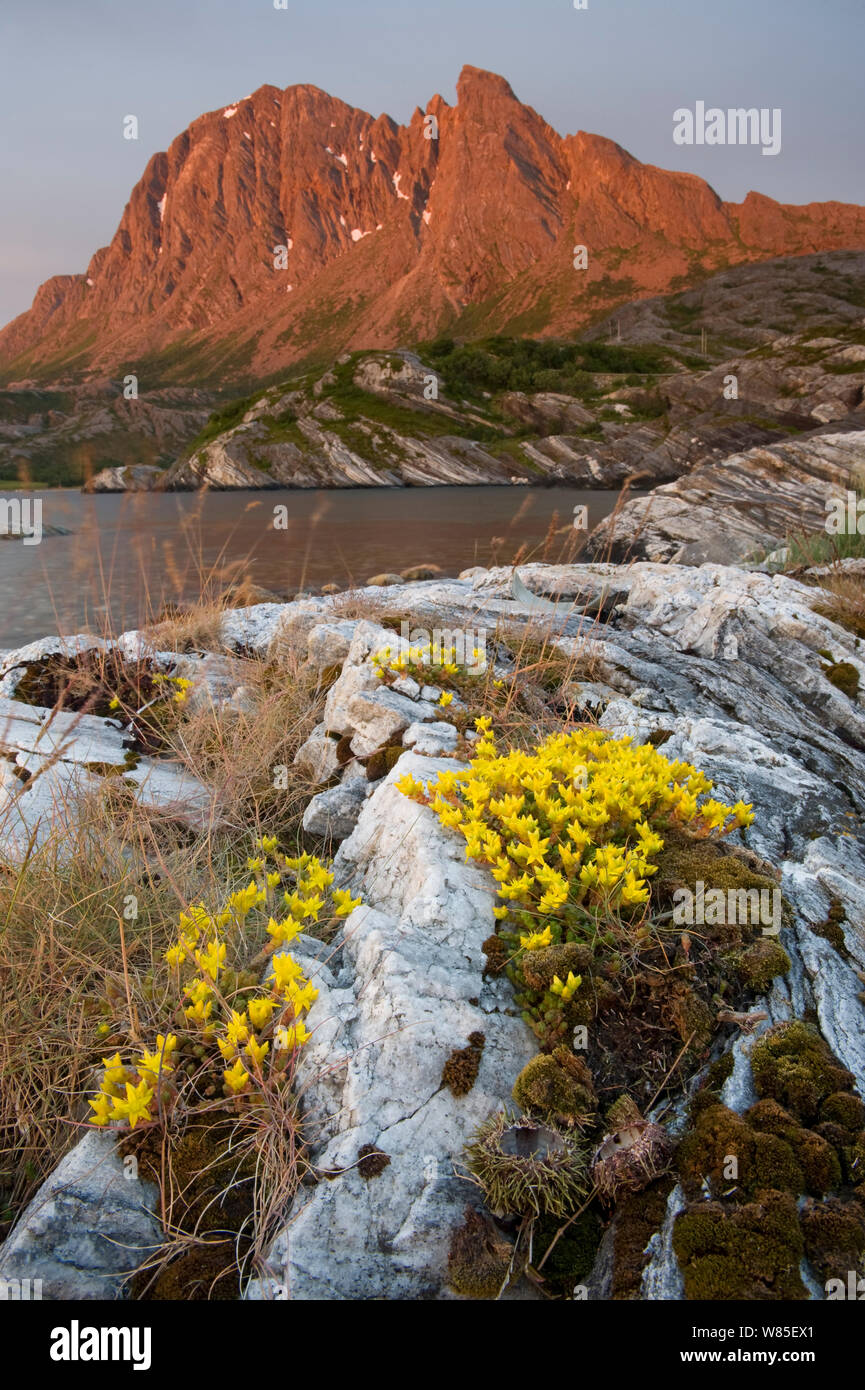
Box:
[0,485,624,648]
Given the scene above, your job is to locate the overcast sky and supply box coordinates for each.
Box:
[0,0,862,328]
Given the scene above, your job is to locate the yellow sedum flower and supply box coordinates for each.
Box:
[520,925,554,951]
[223,1059,250,1094]
[550,971,582,1002]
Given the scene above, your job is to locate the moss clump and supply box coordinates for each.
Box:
[653,832,784,945]
[799,1196,865,1285]
[611,1179,675,1299]
[335,734,354,765]
[810,897,850,959]
[750,1021,855,1123]
[533,1208,603,1298]
[357,1143,391,1179]
[673,1191,807,1300]
[465,1113,588,1219]
[482,934,509,976]
[446,1206,520,1299]
[365,744,404,781]
[442,1033,486,1097]
[820,1090,865,1134]
[512,1047,597,1129]
[676,1101,805,1198]
[519,943,593,995]
[124,1114,257,1300]
[667,982,716,1050]
[745,1099,841,1196]
[724,938,791,994]
[821,659,861,699]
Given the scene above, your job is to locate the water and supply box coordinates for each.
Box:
[0,485,624,649]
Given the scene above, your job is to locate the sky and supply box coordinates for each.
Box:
[0,0,862,328]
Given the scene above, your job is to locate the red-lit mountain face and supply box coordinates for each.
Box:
[2,65,864,386]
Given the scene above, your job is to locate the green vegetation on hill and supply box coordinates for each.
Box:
[422,334,669,400]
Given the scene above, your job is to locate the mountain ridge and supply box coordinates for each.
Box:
[2,64,865,387]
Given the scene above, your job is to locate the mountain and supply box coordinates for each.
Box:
[2,66,865,388]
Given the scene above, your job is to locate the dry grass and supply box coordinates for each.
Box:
[0,617,326,1248]
[811,569,865,642]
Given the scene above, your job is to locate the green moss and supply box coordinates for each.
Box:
[676,1101,805,1198]
[750,1021,855,1123]
[533,1208,603,1298]
[124,1113,257,1300]
[519,943,593,995]
[724,939,791,994]
[673,1191,806,1300]
[481,933,509,976]
[447,1207,521,1299]
[653,832,785,944]
[810,898,850,960]
[820,1091,865,1134]
[512,1048,597,1129]
[821,660,861,699]
[610,1179,675,1299]
[668,983,716,1051]
[800,1197,865,1285]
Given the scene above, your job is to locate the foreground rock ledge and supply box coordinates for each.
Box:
[2,560,864,1300]
[247,750,537,1300]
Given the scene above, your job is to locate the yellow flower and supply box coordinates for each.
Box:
[184,997,213,1025]
[299,894,325,920]
[258,835,278,854]
[138,1042,175,1078]
[226,1010,250,1046]
[248,998,276,1030]
[302,860,335,892]
[438,691,453,707]
[223,1059,250,1094]
[268,953,304,992]
[287,980,319,1013]
[88,1093,113,1126]
[245,1036,270,1069]
[276,1021,311,1050]
[113,1078,154,1129]
[266,915,302,947]
[247,857,264,871]
[550,971,582,1002]
[332,888,362,916]
[520,925,553,951]
[100,1052,129,1094]
[395,773,425,800]
[194,939,226,979]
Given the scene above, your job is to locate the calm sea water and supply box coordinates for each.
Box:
[0,486,623,649]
